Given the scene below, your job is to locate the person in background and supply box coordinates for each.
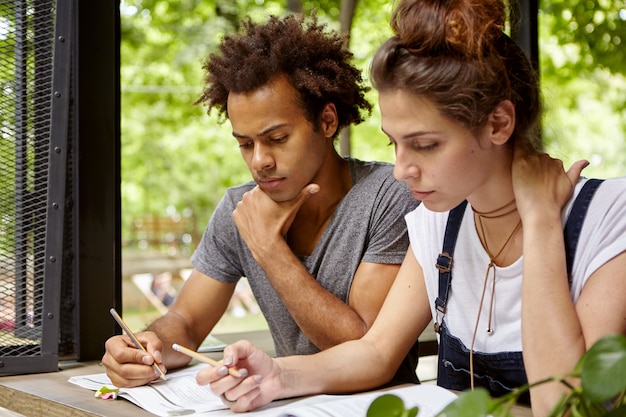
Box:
[102,13,421,388]
[150,272,177,307]
[227,279,261,318]
[200,0,626,415]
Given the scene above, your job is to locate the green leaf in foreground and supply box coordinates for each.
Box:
[436,388,491,417]
[366,394,418,417]
[581,333,626,402]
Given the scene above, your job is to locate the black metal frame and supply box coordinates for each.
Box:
[512,0,540,71]
[72,0,122,360]
[0,0,120,375]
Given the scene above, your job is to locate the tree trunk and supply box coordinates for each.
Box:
[286,0,302,13]
[339,0,358,157]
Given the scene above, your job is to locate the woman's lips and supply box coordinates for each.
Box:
[411,190,433,200]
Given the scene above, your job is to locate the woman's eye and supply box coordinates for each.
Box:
[239,141,253,149]
[416,143,437,151]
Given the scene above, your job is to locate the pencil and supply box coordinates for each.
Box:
[109,307,167,381]
[172,343,243,377]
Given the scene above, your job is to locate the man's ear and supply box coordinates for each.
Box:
[488,100,515,145]
[320,103,339,138]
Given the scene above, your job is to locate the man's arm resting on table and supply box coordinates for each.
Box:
[147,269,235,368]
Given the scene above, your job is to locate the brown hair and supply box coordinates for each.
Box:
[195,14,372,136]
[371,0,542,152]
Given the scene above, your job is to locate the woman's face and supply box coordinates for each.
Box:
[379,90,499,212]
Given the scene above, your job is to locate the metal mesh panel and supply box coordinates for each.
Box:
[0,0,56,358]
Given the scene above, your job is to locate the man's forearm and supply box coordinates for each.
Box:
[255,240,368,349]
[145,313,197,369]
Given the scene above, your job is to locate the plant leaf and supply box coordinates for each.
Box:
[603,404,626,417]
[581,333,626,402]
[367,394,412,417]
[407,406,419,417]
[437,389,491,417]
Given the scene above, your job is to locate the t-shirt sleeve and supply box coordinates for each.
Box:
[190,190,245,284]
[570,177,626,300]
[361,173,420,264]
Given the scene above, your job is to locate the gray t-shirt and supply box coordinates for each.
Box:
[191,158,421,381]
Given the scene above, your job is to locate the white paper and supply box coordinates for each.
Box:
[69,365,456,417]
[69,363,227,416]
[251,384,458,417]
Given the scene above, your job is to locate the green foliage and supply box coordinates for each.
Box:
[538,3,626,179]
[119,0,626,247]
[580,332,626,402]
[366,334,626,417]
[367,393,419,417]
[118,0,394,243]
[541,0,626,76]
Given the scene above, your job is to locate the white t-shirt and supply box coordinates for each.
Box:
[406,177,626,354]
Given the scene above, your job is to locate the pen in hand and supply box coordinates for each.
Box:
[172,343,244,377]
[109,307,167,381]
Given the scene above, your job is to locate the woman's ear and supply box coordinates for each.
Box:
[320,102,339,138]
[488,100,515,145]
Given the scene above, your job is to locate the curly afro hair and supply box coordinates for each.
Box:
[195,14,372,136]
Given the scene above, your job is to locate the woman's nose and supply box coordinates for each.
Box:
[393,149,419,181]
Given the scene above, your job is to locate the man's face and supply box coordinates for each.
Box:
[227,77,332,202]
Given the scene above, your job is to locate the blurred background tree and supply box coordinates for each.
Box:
[119,0,626,247]
[540,0,626,178]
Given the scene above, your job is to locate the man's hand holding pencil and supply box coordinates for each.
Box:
[102,308,171,388]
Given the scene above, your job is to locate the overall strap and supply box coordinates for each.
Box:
[434,200,468,333]
[564,178,604,282]
[433,179,603,333]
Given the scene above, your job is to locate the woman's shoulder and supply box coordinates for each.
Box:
[595,175,626,192]
[564,176,626,217]
[561,176,626,244]
[568,176,626,296]
[588,176,626,217]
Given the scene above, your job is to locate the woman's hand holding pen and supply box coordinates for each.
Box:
[197,340,280,412]
[102,330,168,387]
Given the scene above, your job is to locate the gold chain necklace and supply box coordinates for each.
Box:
[469,198,522,390]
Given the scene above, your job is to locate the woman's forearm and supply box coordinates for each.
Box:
[521,212,585,414]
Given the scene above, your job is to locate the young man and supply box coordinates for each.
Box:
[101,14,420,388]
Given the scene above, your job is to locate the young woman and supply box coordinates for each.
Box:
[197,1,626,415]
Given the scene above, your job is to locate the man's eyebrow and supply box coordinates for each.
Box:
[232,123,289,139]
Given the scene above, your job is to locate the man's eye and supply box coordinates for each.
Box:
[239,142,253,149]
[270,136,287,143]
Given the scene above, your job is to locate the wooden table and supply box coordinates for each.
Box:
[0,331,271,417]
[0,330,531,417]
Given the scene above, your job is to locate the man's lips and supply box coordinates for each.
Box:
[257,177,285,190]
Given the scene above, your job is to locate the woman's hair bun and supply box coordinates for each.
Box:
[391,0,506,59]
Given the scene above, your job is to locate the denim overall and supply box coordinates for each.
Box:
[433,179,603,402]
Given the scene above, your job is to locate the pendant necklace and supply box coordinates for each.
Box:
[468,198,522,390]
